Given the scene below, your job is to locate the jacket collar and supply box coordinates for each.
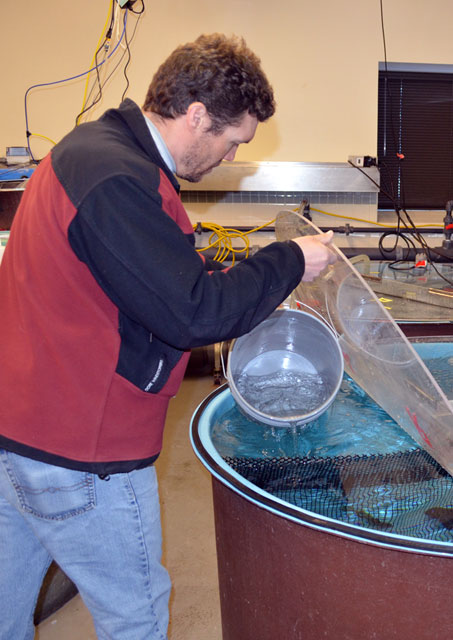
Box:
[106,99,181,193]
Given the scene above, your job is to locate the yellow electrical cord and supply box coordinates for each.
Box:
[27,133,57,147]
[194,219,275,265]
[194,205,443,263]
[310,206,443,229]
[76,0,114,126]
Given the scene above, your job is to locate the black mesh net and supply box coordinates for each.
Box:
[224,449,453,541]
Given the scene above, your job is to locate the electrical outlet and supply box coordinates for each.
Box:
[348,155,377,168]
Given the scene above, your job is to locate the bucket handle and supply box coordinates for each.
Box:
[293,298,340,340]
[220,341,228,381]
[220,300,339,385]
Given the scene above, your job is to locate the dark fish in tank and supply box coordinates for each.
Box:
[354,508,393,531]
[425,507,453,530]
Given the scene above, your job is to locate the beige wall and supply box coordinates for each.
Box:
[2,0,453,163]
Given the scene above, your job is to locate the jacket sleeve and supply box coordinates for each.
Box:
[68,174,304,349]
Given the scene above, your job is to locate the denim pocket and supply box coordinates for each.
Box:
[0,450,96,520]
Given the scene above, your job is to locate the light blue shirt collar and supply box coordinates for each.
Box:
[143,113,176,174]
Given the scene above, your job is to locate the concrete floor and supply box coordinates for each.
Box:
[35,373,222,640]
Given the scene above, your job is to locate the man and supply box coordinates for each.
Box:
[0,34,334,639]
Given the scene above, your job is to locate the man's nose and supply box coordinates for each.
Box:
[223,146,238,162]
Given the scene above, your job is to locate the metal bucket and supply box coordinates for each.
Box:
[226,308,344,427]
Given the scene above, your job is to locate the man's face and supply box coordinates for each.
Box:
[176,112,258,183]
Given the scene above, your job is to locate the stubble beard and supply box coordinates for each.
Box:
[176,138,218,183]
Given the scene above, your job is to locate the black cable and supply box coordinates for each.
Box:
[127,0,145,14]
[121,4,144,101]
[379,0,388,74]
[75,44,110,124]
[348,162,453,286]
[75,3,117,125]
[121,11,131,101]
[87,45,129,106]
[83,8,143,108]
[348,160,400,206]
[375,159,399,209]
[378,230,417,270]
[82,5,144,111]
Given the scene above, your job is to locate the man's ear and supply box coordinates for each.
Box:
[185,102,209,132]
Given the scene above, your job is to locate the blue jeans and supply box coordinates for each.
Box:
[0,449,170,640]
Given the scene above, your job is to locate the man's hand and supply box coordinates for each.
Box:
[292,230,337,282]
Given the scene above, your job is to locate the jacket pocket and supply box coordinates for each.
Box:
[116,312,184,394]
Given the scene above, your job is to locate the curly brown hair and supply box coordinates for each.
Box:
[143,33,275,133]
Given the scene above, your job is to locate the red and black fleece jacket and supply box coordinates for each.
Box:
[0,99,305,474]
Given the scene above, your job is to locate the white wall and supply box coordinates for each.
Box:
[2,0,453,164]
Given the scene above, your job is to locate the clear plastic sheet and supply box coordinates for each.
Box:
[275,210,453,476]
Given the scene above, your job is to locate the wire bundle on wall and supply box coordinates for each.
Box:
[24,0,145,162]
